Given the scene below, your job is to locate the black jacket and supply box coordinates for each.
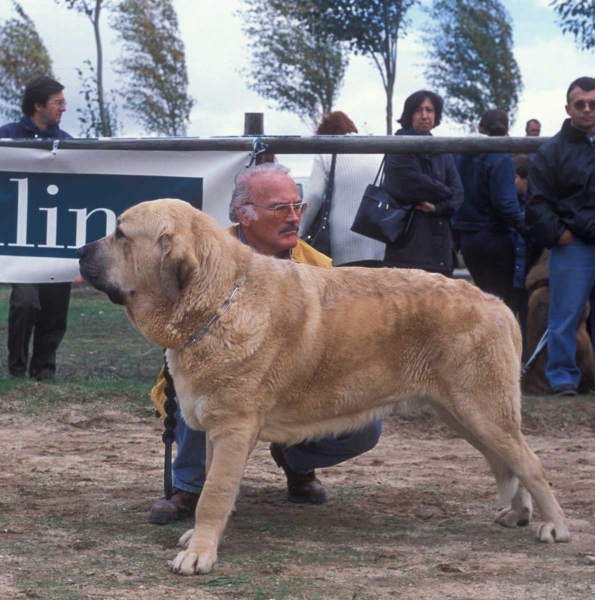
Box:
[381,128,464,272]
[526,119,595,248]
[0,115,72,140]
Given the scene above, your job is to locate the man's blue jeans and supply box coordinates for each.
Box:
[546,239,595,390]
[172,398,383,494]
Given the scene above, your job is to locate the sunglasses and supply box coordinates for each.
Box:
[46,100,67,107]
[247,202,308,219]
[572,100,595,111]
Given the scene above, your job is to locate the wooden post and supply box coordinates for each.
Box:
[244,112,275,165]
[244,113,264,136]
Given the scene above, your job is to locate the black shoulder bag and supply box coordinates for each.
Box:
[350,157,414,245]
[303,154,337,257]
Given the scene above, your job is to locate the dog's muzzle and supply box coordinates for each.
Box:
[78,242,126,305]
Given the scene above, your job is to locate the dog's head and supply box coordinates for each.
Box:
[78,198,238,344]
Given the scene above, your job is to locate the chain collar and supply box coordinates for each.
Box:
[184,273,247,347]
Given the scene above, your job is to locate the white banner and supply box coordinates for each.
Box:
[0,146,248,283]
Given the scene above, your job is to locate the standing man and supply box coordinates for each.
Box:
[525,119,541,137]
[149,163,383,524]
[0,75,73,380]
[526,76,595,396]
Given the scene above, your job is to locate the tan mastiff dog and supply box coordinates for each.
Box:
[78,198,569,575]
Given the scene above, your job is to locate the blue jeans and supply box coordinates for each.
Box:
[171,398,383,493]
[546,239,595,390]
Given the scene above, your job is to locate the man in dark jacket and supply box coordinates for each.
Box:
[0,75,73,380]
[525,76,595,396]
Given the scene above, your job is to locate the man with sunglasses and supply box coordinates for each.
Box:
[526,76,595,396]
[149,163,382,524]
[0,76,72,380]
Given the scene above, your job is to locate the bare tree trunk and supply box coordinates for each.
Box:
[93,0,109,136]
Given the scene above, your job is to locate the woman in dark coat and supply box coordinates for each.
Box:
[381,90,464,275]
[452,109,525,309]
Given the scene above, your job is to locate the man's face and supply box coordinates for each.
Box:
[237,173,303,257]
[34,92,66,129]
[411,98,436,134]
[525,122,540,136]
[566,86,595,134]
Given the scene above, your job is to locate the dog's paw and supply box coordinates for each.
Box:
[537,521,570,544]
[171,547,217,575]
[495,506,532,528]
[178,528,194,549]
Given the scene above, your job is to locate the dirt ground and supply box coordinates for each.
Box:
[1,389,595,600]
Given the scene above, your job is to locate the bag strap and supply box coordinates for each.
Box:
[373,156,386,186]
[320,153,337,215]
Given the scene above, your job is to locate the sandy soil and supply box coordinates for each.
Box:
[1,392,595,600]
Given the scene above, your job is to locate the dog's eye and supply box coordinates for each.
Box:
[115,228,126,240]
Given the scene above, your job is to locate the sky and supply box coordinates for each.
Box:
[0,0,593,176]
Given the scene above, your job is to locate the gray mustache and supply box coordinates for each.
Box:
[280,224,300,234]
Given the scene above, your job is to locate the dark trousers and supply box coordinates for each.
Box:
[8,282,72,378]
[460,231,516,308]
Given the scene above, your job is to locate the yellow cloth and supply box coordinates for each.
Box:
[150,225,331,416]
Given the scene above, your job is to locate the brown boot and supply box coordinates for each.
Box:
[270,443,327,505]
[149,487,200,524]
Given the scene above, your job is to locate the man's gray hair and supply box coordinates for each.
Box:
[229,162,291,223]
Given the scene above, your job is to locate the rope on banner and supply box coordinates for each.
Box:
[245,137,269,168]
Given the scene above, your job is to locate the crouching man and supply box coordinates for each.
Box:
[149,163,383,523]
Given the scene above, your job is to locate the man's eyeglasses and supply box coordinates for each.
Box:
[247,202,308,219]
[572,100,595,111]
[47,100,67,107]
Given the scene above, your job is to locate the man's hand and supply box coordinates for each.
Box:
[557,229,574,246]
[415,202,436,213]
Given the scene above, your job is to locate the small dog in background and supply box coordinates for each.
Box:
[522,250,595,394]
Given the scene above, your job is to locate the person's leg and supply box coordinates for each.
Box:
[271,420,382,505]
[546,240,595,392]
[29,282,72,379]
[172,402,207,494]
[281,420,383,473]
[8,284,40,377]
[461,232,515,305]
[150,397,206,524]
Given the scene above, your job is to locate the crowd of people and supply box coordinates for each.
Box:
[3,73,595,525]
[302,78,595,402]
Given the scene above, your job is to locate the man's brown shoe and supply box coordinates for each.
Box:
[270,443,327,505]
[149,487,200,524]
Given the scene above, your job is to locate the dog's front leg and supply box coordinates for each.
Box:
[171,420,259,575]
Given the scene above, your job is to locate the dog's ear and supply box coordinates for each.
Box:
[159,232,197,301]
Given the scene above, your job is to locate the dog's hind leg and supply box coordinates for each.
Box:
[433,396,569,543]
[429,401,532,528]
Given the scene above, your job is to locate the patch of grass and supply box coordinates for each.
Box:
[0,283,163,385]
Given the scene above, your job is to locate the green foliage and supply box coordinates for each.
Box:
[551,0,595,51]
[424,0,523,131]
[76,59,120,137]
[111,0,194,136]
[240,0,349,129]
[0,1,53,121]
[293,0,419,134]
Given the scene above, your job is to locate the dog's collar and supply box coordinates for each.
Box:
[184,273,247,347]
